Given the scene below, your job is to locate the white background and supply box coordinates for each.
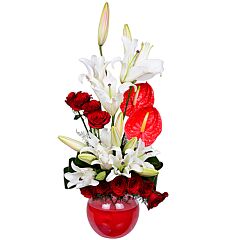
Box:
[0,0,240,239]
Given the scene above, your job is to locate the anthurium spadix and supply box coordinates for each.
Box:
[58,136,86,151]
[98,2,109,47]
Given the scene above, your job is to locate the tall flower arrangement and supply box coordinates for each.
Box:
[59,2,168,210]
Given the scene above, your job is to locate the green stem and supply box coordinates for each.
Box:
[78,112,89,135]
[111,114,115,127]
[97,129,100,139]
[123,86,133,119]
[99,45,103,56]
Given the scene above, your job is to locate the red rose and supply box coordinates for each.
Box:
[147,191,168,210]
[82,100,101,116]
[127,173,143,195]
[125,106,162,146]
[110,176,128,197]
[95,181,111,195]
[80,186,93,198]
[65,91,91,111]
[140,180,155,199]
[87,110,111,129]
[120,82,154,116]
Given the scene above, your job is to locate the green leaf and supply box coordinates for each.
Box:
[147,175,158,188]
[145,157,163,170]
[74,115,81,120]
[74,156,92,168]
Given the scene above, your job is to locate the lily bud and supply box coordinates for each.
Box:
[123,24,132,40]
[98,2,109,46]
[111,126,121,147]
[95,171,106,181]
[123,137,138,153]
[58,136,85,151]
[78,153,97,164]
[115,112,124,137]
[139,168,159,177]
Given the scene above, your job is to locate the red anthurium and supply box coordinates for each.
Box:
[125,106,162,146]
[120,82,154,116]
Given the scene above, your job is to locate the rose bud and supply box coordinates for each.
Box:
[82,100,101,116]
[147,191,168,210]
[140,180,155,199]
[65,91,91,111]
[110,176,128,197]
[127,173,143,195]
[80,186,93,199]
[87,110,111,129]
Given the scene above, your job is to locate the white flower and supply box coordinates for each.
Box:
[106,140,159,181]
[79,55,133,116]
[120,37,164,83]
[81,132,113,170]
[106,147,142,182]
[79,55,107,83]
[92,72,134,116]
[64,162,99,189]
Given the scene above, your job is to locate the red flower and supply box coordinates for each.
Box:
[147,191,168,210]
[127,173,143,195]
[82,100,101,116]
[87,110,111,129]
[65,91,91,111]
[95,181,111,195]
[110,176,128,197]
[125,106,162,146]
[120,83,154,116]
[80,186,93,198]
[140,180,155,199]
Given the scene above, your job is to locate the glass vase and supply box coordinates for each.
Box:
[87,197,139,238]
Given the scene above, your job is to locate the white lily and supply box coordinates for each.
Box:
[120,36,164,83]
[128,139,160,176]
[79,55,107,83]
[91,72,135,116]
[81,132,113,170]
[106,147,142,182]
[64,161,99,189]
[79,55,132,116]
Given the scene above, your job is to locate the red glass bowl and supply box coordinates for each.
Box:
[87,197,139,238]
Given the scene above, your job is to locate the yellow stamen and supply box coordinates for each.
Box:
[133,86,141,106]
[140,112,149,133]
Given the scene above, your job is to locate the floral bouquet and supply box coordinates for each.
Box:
[58,2,168,237]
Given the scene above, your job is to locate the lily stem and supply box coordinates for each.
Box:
[99,45,103,56]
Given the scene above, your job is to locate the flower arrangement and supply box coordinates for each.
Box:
[58,2,168,211]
